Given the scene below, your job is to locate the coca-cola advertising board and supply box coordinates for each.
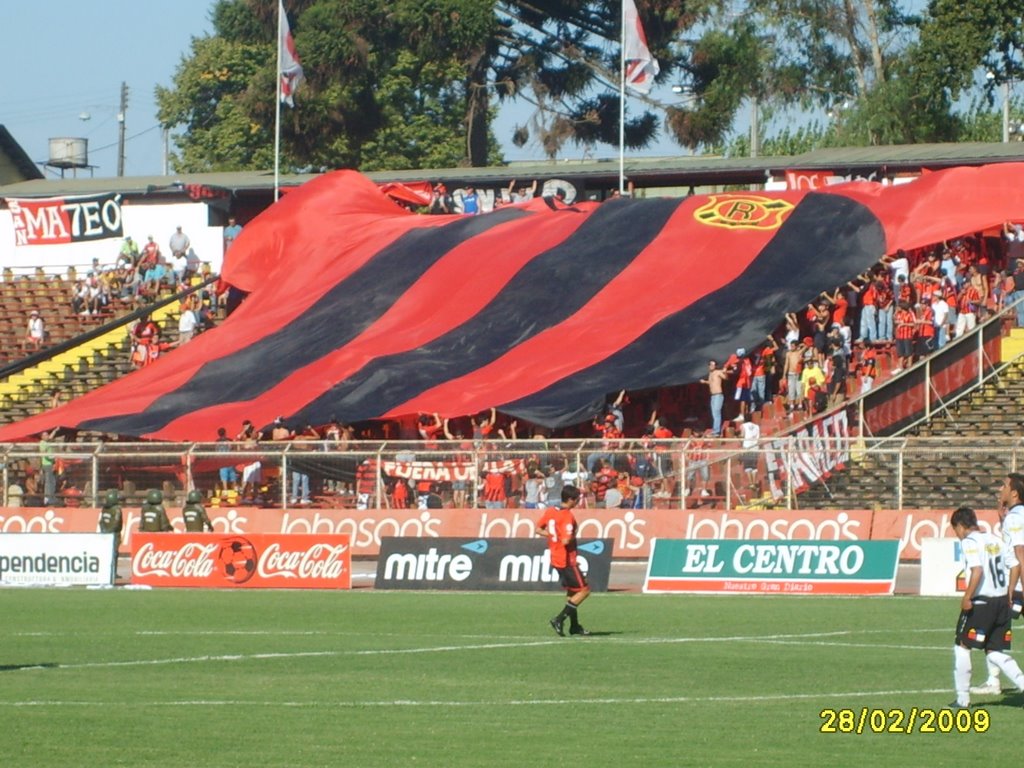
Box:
[131,533,351,589]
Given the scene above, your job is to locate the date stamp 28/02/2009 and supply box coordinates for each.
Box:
[819,707,990,734]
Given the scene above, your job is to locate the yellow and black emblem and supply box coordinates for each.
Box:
[694,195,795,230]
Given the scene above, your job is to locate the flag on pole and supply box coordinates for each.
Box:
[622,0,659,95]
[279,0,304,107]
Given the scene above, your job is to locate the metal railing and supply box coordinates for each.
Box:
[1,435,1020,512]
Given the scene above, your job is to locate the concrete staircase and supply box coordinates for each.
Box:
[798,357,1024,510]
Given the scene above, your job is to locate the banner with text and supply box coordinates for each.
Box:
[130,532,351,589]
[374,537,613,591]
[644,538,900,594]
[0,532,117,586]
[7,193,123,246]
[11,505,987,561]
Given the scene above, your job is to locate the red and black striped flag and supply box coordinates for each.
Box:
[2,163,1022,441]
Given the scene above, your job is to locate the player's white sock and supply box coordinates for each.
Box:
[954,645,972,705]
[984,659,1000,686]
[985,651,1024,692]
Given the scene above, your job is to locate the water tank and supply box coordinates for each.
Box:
[47,137,89,169]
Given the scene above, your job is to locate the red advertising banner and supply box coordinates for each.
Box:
[6,193,123,246]
[868,508,1001,561]
[8,505,993,562]
[130,533,351,589]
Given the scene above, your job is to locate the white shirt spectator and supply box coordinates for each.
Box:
[178,308,198,342]
[931,296,950,328]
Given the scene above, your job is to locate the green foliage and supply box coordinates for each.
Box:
[158,0,499,173]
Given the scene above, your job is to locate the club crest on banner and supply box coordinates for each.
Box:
[693,194,795,230]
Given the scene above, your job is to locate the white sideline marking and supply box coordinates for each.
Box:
[0,688,953,708]
[8,629,952,672]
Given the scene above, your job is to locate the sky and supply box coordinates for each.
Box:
[1,0,694,181]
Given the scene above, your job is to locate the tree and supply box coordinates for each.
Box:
[157,0,502,173]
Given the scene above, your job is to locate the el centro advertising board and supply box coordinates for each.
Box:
[643,539,900,595]
[375,537,613,591]
[131,533,351,589]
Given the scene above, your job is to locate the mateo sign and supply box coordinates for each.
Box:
[644,539,899,595]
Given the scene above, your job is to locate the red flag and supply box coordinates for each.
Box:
[279,0,304,107]
[623,0,660,95]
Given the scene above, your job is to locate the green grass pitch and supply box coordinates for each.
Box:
[1,589,1019,767]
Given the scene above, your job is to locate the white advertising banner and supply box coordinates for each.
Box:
[0,533,117,586]
[919,537,963,597]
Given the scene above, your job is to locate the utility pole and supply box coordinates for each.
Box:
[117,81,129,177]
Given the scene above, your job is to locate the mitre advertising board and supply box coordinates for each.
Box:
[131,533,351,589]
[374,537,613,591]
[644,538,900,595]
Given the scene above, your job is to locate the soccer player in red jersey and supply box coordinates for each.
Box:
[536,485,591,637]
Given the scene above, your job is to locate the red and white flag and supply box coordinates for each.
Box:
[623,0,660,95]
[279,0,304,107]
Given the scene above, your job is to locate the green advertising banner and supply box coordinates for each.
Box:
[643,539,900,595]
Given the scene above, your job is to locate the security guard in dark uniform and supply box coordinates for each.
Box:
[138,489,173,532]
[181,490,214,532]
[98,488,124,537]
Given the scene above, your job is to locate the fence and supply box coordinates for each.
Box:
[2,434,1021,512]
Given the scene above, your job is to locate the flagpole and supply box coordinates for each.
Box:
[274,2,283,202]
[618,0,626,196]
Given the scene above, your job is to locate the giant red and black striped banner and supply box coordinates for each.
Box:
[2,164,1022,441]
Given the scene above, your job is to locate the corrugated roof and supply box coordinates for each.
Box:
[0,125,44,184]
[0,142,1021,200]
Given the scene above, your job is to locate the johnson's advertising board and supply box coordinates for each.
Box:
[131,533,351,589]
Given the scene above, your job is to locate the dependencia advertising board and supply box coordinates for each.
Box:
[375,537,613,591]
[644,539,900,595]
[0,533,117,586]
[131,533,351,589]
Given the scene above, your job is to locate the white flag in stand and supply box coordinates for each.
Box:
[623,0,660,95]
[279,0,304,107]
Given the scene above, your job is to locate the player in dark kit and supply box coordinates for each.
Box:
[536,485,591,637]
[181,490,214,532]
[138,489,173,532]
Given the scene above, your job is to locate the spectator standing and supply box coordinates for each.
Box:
[893,300,917,373]
[782,340,803,415]
[223,217,243,251]
[169,226,190,260]
[215,427,237,496]
[915,302,937,358]
[40,429,57,506]
[875,276,894,342]
[859,279,878,343]
[459,186,480,215]
[701,360,729,436]
[290,423,320,505]
[1010,261,1024,328]
[178,298,199,344]
[734,414,761,491]
[1005,222,1024,274]
[732,349,754,416]
[930,293,951,349]
[24,309,44,352]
